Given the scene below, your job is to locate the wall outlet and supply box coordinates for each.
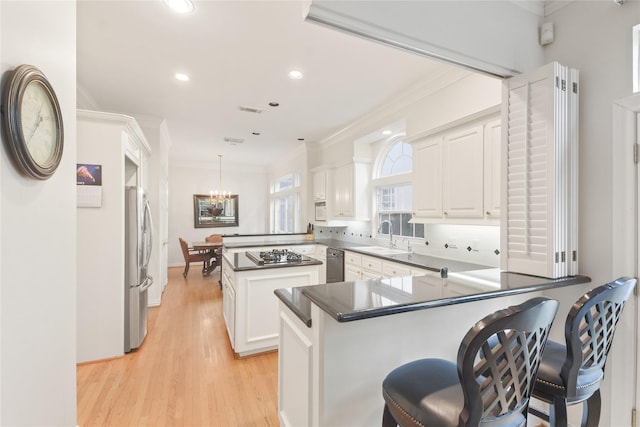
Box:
[472,240,479,251]
[449,237,458,249]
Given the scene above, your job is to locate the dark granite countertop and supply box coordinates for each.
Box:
[225,251,323,272]
[314,239,490,275]
[275,270,590,327]
[223,239,316,249]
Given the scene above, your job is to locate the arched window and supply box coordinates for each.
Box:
[378,139,412,177]
[374,139,424,240]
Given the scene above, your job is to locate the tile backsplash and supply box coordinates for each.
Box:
[314,222,500,267]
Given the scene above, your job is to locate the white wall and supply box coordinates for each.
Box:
[168,162,268,266]
[540,3,640,426]
[0,1,77,424]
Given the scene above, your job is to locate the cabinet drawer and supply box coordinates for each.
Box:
[345,252,362,266]
[361,255,382,273]
[382,262,411,277]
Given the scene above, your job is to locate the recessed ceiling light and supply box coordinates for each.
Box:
[163,0,194,14]
[288,70,304,80]
[175,73,190,82]
[268,102,280,107]
[382,130,392,136]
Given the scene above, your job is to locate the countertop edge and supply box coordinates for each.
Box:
[302,274,591,323]
[274,289,312,328]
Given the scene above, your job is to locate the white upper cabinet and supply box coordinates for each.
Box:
[412,136,443,218]
[331,161,370,220]
[443,124,484,218]
[312,169,327,201]
[483,119,501,218]
[411,113,500,225]
[333,163,354,217]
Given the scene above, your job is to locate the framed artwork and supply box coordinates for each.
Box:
[193,194,239,228]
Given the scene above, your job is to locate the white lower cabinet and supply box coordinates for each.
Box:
[222,253,320,356]
[345,250,422,281]
[222,257,236,345]
[278,304,314,427]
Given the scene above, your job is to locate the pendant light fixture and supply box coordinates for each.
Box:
[210,154,230,208]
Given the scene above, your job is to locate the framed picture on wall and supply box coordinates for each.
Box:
[193,194,239,228]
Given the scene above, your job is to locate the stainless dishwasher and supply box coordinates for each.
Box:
[326,248,344,283]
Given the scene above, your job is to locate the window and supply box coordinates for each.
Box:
[374,139,424,239]
[270,172,301,233]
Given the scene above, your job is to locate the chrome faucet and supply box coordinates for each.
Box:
[402,237,412,252]
[378,220,395,249]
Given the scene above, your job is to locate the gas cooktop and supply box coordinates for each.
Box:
[245,249,309,266]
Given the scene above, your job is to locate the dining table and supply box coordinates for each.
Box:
[191,241,222,276]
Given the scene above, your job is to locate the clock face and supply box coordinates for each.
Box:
[20,80,58,167]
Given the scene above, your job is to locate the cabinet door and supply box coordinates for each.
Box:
[333,164,354,217]
[345,263,361,281]
[382,261,411,278]
[483,119,501,219]
[443,125,484,218]
[222,280,236,348]
[413,137,443,218]
[312,170,327,201]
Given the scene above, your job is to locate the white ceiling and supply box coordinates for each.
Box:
[76,0,460,168]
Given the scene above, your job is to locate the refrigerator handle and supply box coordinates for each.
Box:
[143,197,153,268]
[140,276,154,292]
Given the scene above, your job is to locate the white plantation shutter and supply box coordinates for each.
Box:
[501,62,579,278]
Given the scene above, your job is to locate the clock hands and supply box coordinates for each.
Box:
[25,103,44,146]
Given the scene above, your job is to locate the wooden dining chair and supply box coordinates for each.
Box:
[178,237,212,278]
[204,234,223,271]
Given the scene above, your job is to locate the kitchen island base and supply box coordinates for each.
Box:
[278,294,537,427]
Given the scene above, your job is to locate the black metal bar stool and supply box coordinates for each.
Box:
[529,277,636,427]
[382,297,559,427]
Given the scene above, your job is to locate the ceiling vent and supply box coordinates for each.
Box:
[238,105,263,114]
[224,137,245,145]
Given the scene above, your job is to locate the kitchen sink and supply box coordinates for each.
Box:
[352,246,410,256]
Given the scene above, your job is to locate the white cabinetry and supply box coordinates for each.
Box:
[278,303,315,427]
[345,251,420,280]
[312,170,327,201]
[483,119,501,218]
[333,163,354,217]
[382,261,411,278]
[221,252,320,356]
[412,137,442,219]
[331,161,370,220]
[443,125,484,218]
[410,114,500,224]
[314,245,327,283]
[222,256,236,344]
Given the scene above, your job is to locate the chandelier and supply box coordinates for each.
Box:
[210,154,230,207]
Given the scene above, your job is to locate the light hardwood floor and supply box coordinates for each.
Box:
[77,267,279,426]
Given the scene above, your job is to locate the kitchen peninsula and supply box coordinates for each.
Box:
[275,270,590,427]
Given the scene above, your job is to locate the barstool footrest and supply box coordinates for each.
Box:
[528,406,550,422]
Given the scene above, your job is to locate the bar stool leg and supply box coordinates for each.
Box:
[582,390,601,427]
[382,404,397,427]
[550,397,569,427]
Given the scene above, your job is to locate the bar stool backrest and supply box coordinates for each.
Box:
[562,277,636,396]
[458,297,559,426]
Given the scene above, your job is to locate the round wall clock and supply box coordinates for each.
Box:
[1,64,64,180]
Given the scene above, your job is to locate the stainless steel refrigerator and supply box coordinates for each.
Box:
[124,186,153,353]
